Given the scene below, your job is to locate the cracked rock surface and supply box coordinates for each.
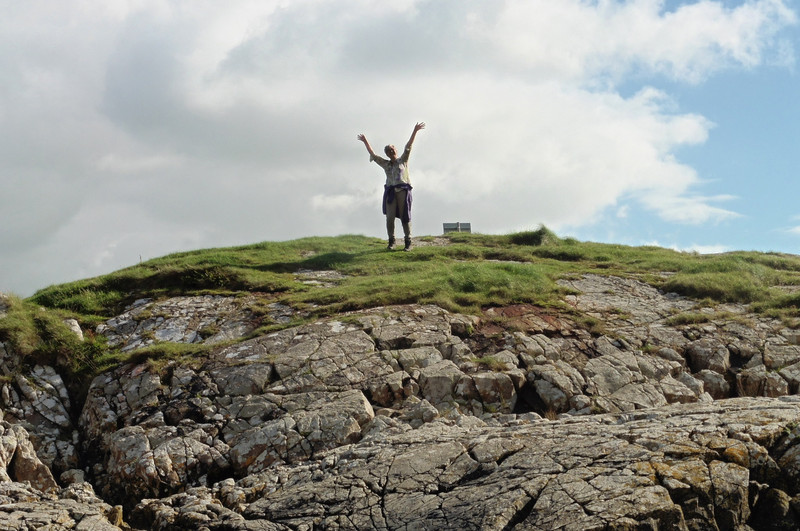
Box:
[96,295,261,351]
[4,274,800,529]
[194,397,800,530]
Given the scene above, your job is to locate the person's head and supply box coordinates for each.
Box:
[384,144,397,160]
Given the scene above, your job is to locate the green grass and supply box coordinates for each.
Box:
[664,312,712,327]
[0,295,112,403]
[27,230,800,322]
[8,228,800,400]
[0,295,85,363]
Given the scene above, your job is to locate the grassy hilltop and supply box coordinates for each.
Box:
[4,227,800,396]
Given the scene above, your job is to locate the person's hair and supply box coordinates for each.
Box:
[384,145,396,154]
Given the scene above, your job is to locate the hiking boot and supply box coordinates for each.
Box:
[403,237,412,251]
[387,237,396,250]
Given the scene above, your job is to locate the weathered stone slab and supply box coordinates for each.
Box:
[128,397,800,531]
[97,295,260,351]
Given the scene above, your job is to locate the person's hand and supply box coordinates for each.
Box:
[357,133,367,142]
[414,122,426,132]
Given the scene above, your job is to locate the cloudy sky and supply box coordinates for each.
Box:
[2,0,800,296]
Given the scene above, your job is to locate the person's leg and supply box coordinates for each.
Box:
[402,221,412,250]
[385,196,397,249]
[394,189,412,250]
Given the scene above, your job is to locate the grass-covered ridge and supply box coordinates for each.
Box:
[27,228,800,321]
[5,227,800,400]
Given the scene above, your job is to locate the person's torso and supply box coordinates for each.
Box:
[384,158,410,187]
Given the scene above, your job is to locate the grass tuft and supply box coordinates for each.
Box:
[507,226,560,246]
[665,313,712,327]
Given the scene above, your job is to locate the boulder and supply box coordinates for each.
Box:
[471,372,517,412]
[764,342,800,370]
[686,338,731,374]
[736,365,789,397]
[418,360,465,406]
[527,360,585,413]
[0,422,58,492]
[0,480,123,530]
[695,369,730,399]
[228,389,374,475]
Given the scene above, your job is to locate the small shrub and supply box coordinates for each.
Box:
[532,248,587,262]
[134,309,153,321]
[0,296,82,364]
[471,356,506,371]
[508,226,559,246]
[754,292,800,313]
[665,313,711,326]
[197,324,221,339]
[661,272,770,304]
[125,343,210,374]
[575,315,608,337]
[544,408,559,421]
[607,307,632,320]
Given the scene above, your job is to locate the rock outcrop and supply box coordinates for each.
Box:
[3,273,800,529]
[132,397,800,530]
[96,295,261,352]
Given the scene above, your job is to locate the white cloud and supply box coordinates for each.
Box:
[311,193,371,212]
[0,0,796,295]
[685,243,731,255]
[644,240,730,255]
[639,193,740,224]
[464,0,796,83]
[95,152,184,173]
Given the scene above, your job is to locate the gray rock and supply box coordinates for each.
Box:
[393,346,443,372]
[63,318,84,341]
[126,397,800,531]
[764,341,800,369]
[97,295,260,351]
[7,274,800,530]
[0,363,78,475]
[686,337,731,374]
[470,371,517,413]
[0,484,123,530]
[737,365,789,397]
[528,360,585,413]
[559,274,695,325]
[229,389,373,475]
[60,468,85,485]
[0,421,58,492]
[418,359,464,406]
[695,369,730,399]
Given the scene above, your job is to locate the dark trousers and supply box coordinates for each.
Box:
[385,188,411,239]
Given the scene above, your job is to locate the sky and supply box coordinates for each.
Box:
[2,0,800,297]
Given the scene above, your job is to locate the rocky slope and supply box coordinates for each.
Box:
[3,272,800,529]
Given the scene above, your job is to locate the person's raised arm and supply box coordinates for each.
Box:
[357,133,378,160]
[404,122,426,152]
